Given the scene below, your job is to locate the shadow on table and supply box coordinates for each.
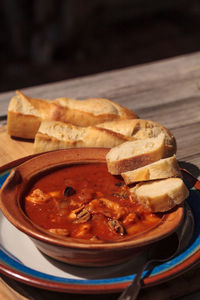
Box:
[179,161,200,182]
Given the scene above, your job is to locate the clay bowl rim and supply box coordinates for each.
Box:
[0,148,184,251]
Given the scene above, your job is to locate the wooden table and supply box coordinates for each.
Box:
[0,52,200,299]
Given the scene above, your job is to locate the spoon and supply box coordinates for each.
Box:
[118,202,194,300]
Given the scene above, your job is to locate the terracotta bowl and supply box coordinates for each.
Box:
[0,148,184,267]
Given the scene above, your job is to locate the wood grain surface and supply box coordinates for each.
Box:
[0,52,200,299]
[0,126,33,165]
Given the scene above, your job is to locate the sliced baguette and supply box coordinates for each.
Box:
[34,120,130,153]
[121,155,181,184]
[7,91,137,139]
[97,119,176,157]
[129,178,189,212]
[106,134,165,175]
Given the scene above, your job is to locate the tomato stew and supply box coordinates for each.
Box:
[24,163,162,242]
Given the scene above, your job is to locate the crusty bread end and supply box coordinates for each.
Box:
[7,91,50,139]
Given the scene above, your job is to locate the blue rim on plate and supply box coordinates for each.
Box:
[0,165,200,294]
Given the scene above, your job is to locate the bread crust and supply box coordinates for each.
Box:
[34,121,130,153]
[7,91,137,139]
[121,155,182,184]
[106,134,165,175]
[97,119,176,157]
[7,111,42,139]
[50,98,137,126]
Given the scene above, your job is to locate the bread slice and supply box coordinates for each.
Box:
[106,134,165,175]
[7,91,137,139]
[34,120,130,153]
[121,155,181,184]
[129,178,189,212]
[97,119,176,157]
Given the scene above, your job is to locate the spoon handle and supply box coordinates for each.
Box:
[181,168,200,191]
[118,259,153,300]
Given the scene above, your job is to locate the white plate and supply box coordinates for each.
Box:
[0,169,199,294]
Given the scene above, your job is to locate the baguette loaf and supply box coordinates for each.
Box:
[121,155,181,184]
[97,119,176,157]
[106,134,165,175]
[34,120,130,153]
[7,91,137,139]
[34,118,176,156]
[129,178,189,212]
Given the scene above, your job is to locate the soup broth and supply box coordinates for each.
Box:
[25,163,161,242]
